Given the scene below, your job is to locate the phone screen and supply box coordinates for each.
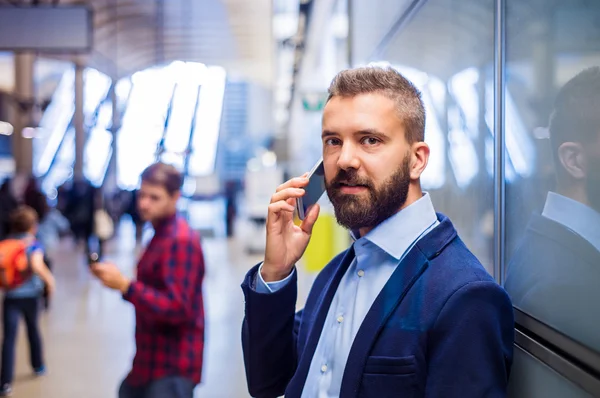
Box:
[297,160,326,220]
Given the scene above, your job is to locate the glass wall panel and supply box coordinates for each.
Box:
[507,347,592,398]
[376,0,496,272]
[503,0,600,354]
[350,0,420,65]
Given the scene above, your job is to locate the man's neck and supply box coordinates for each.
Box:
[152,211,177,229]
[556,185,591,209]
[358,185,424,237]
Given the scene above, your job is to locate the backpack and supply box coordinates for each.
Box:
[0,239,32,289]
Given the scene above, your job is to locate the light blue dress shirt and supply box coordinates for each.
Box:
[256,193,439,397]
[542,191,600,252]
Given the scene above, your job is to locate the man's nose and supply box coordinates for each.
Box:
[337,143,360,170]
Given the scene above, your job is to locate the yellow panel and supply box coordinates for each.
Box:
[299,212,351,273]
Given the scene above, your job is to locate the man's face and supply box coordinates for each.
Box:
[321,93,416,231]
[137,182,179,223]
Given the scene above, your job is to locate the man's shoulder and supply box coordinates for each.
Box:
[421,229,497,300]
[170,217,201,245]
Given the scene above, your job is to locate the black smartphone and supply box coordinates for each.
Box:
[88,252,99,265]
[87,237,101,266]
[296,159,326,220]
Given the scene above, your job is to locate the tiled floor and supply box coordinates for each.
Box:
[7,218,262,398]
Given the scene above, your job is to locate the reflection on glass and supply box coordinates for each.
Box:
[504,2,600,373]
[505,66,600,352]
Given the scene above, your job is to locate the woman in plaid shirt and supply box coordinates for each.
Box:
[93,163,205,398]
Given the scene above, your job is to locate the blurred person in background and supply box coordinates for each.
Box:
[0,180,18,240]
[27,192,69,310]
[0,206,55,397]
[92,162,205,398]
[126,189,145,245]
[64,179,102,263]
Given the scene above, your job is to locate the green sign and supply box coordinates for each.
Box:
[302,93,328,112]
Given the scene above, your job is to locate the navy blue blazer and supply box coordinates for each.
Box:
[241,214,514,398]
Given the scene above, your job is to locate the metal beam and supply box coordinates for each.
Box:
[493,0,506,284]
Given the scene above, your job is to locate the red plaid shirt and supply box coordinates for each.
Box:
[123,214,205,386]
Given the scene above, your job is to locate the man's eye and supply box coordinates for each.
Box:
[362,137,380,145]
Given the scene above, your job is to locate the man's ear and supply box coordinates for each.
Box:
[410,142,430,180]
[558,142,586,180]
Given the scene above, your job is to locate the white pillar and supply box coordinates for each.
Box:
[74,63,85,180]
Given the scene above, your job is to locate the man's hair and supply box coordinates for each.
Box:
[327,66,426,143]
[549,66,600,157]
[140,162,183,196]
[9,205,38,234]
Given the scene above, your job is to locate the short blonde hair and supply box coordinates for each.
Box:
[327,66,426,143]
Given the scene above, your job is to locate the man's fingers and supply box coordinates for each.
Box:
[268,200,296,215]
[270,187,305,204]
[91,263,102,272]
[300,204,320,234]
[90,264,106,278]
[275,176,309,193]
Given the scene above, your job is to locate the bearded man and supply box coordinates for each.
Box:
[241,66,514,398]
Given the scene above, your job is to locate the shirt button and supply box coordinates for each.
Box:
[337,315,344,323]
[321,364,328,373]
[357,270,365,277]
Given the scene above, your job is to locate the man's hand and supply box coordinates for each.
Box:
[262,174,320,282]
[91,262,131,294]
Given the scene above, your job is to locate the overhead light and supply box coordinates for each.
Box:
[262,151,277,167]
[0,121,13,136]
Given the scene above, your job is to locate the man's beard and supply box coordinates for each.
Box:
[326,156,411,231]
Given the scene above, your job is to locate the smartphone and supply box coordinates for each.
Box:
[296,159,326,220]
[88,252,100,266]
[87,237,101,266]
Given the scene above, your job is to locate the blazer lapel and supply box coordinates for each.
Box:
[339,214,457,397]
[339,245,430,397]
[286,245,356,397]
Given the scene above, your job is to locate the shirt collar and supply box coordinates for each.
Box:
[542,192,600,252]
[351,193,438,260]
[153,212,178,235]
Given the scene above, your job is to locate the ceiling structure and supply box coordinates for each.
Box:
[0,0,273,86]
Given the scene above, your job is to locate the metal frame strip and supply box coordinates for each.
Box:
[493,0,506,284]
